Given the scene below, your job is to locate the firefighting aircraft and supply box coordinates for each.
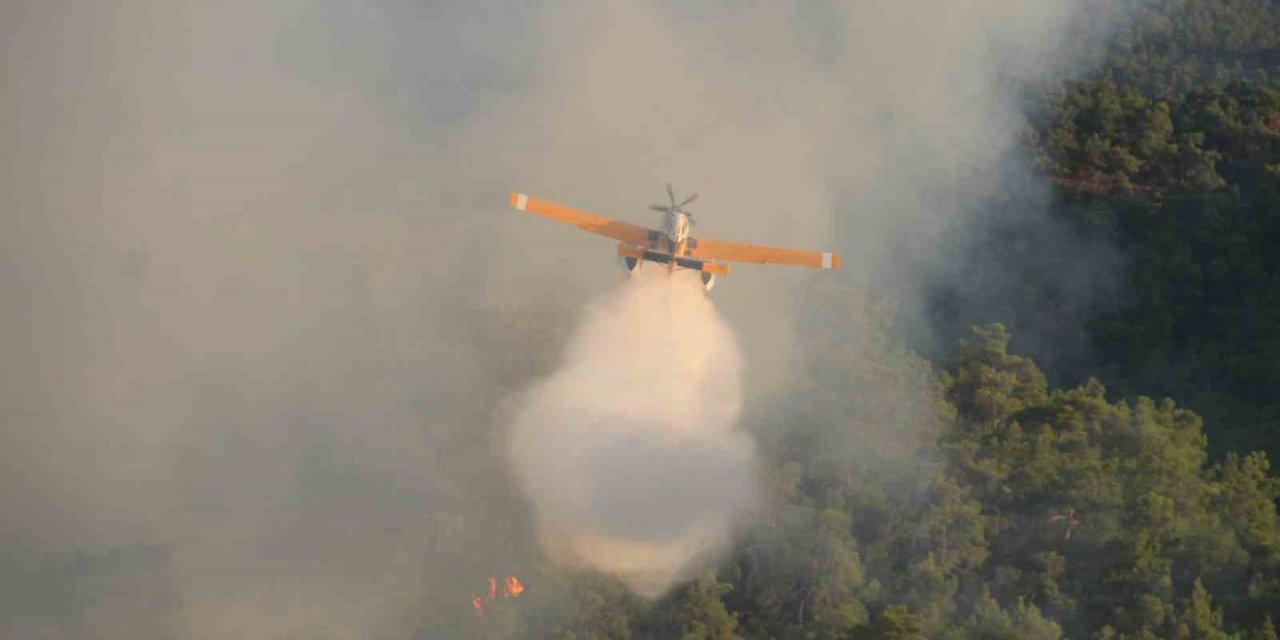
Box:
[508,186,841,291]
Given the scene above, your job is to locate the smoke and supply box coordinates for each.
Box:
[0,0,1131,635]
[507,269,756,597]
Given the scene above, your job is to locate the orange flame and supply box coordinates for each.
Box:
[470,575,527,617]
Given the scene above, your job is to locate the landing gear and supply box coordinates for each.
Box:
[619,255,641,274]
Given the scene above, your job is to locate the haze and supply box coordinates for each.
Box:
[1,0,1113,636]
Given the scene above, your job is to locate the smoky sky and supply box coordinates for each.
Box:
[2,0,1122,636]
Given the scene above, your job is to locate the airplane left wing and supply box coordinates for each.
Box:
[686,237,841,269]
[510,192,653,246]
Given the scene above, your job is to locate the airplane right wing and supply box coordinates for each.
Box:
[686,237,841,269]
[509,192,653,246]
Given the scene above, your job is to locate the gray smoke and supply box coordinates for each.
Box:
[507,268,756,597]
[0,0,1124,635]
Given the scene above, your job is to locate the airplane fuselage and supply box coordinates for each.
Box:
[660,210,692,271]
[663,209,691,245]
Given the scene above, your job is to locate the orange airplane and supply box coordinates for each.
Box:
[509,186,841,291]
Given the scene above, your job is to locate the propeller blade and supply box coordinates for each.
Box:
[649,204,670,212]
[678,193,698,207]
[666,183,675,207]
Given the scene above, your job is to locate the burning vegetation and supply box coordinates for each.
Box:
[470,575,526,618]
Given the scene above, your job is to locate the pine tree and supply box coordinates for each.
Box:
[673,573,742,640]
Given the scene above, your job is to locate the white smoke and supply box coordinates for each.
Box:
[507,268,757,597]
[0,0,1128,634]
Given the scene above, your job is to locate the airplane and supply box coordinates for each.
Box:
[508,185,841,291]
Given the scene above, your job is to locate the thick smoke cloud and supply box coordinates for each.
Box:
[0,0,1121,636]
[507,269,756,597]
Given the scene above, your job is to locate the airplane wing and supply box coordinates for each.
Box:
[686,237,841,269]
[509,192,653,246]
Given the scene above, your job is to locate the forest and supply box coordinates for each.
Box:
[5,1,1280,639]
[449,1,1280,637]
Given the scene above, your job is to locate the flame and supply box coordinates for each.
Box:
[469,575,527,618]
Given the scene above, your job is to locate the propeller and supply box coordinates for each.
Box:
[650,184,698,224]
